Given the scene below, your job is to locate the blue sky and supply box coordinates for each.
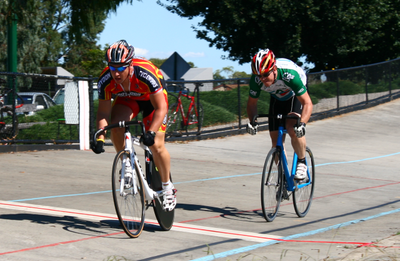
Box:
[98,1,251,76]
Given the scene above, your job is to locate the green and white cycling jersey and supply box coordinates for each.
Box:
[249,58,307,101]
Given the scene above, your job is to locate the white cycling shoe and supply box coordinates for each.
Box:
[162,187,177,212]
[294,162,307,180]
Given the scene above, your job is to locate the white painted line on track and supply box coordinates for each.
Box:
[0,200,281,243]
[171,223,282,242]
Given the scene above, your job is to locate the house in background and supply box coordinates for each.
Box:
[160,52,213,92]
[19,67,74,96]
[41,67,74,93]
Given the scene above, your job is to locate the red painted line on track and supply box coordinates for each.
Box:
[0,231,125,256]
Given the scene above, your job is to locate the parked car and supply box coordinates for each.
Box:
[53,83,98,105]
[17,92,57,115]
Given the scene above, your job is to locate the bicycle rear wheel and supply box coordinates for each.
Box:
[150,162,174,231]
[112,151,145,238]
[186,103,203,135]
[293,147,315,217]
[166,103,182,137]
[261,148,283,222]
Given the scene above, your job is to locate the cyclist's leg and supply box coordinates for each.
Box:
[141,95,171,184]
[142,100,176,211]
[280,96,306,159]
[269,96,287,149]
[110,97,138,152]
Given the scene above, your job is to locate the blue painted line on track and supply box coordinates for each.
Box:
[10,190,113,202]
[190,208,400,261]
[316,152,400,167]
[10,152,400,202]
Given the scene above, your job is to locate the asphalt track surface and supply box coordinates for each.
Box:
[1,99,399,261]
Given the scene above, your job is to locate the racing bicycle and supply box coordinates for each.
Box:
[256,114,315,222]
[166,84,204,137]
[93,121,174,238]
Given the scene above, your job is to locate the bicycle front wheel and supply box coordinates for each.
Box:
[293,147,315,217]
[112,151,145,238]
[261,148,283,222]
[166,103,182,137]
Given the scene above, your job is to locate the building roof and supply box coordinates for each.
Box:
[181,68,213,81]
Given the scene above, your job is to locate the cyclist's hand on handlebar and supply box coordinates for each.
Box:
[294,122,306,138]
[91,139,105,154]
[246,122,258,135]
[141,131,156,146]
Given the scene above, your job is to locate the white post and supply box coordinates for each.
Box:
[78,81,90,150]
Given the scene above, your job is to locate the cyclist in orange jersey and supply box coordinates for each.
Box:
[91,40,176,211]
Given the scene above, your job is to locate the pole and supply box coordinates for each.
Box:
[7,5,18,73]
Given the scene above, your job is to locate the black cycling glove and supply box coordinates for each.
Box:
[142,131,156,146]
[91,139,105,154]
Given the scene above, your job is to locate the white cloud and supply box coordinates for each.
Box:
[183,52,205,58]
[134,47,149,57]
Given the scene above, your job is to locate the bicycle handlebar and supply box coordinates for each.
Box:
[253,114,301,126]
[92,120,146,145]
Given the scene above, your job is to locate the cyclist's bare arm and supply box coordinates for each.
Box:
[149,91,168,133]
[96,99,112,140]
[296,92,313,124]
[247,96,259,123]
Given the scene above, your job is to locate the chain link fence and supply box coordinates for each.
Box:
[1,57,399,148]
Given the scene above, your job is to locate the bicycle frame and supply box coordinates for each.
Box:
[257,113,311,192]
[94,121,163,202]
[175,90,199,126]
[275,126,311,192]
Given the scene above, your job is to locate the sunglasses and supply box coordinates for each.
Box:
[109,64,129,72]
[259,70,273,78]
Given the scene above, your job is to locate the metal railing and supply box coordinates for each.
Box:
[1,57,399,147]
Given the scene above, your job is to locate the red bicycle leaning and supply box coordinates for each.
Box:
[166,84,204,137]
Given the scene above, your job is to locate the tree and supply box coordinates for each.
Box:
[158,0,400,71]
[232,71,251,79]
[1,0,109,75]
[63,42,107,77]
[213,66,234,79]
[149,58,167,68]
[213,66,250,80]
[1,0,47,73]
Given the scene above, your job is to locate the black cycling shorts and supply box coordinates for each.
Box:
[268,95,302,131]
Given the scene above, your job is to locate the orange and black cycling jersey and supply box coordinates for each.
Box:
[97,58,166,101]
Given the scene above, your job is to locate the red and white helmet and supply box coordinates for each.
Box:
[251,49,276,75]
[105,40,135,64]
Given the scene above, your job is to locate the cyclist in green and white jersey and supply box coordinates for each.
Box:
[246,49,313,180]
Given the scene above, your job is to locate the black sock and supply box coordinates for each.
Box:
[298,158,306,164]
